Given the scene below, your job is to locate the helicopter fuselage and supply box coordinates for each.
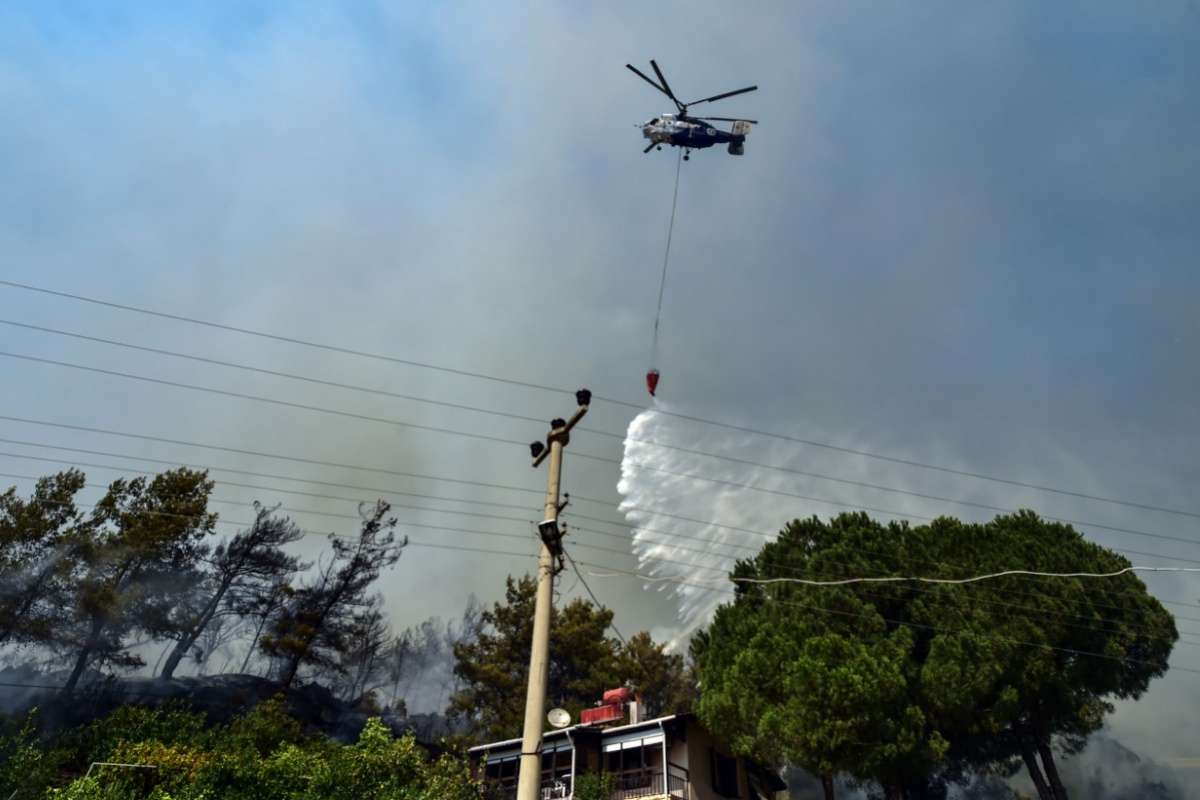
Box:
[641,113,748,153]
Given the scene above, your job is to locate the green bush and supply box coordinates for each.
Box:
[6,702,478,800]
[572,771,616,800]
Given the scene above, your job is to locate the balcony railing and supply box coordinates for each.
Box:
[481,775,572,800]
[610,766,689,799]
[481,766,689,800]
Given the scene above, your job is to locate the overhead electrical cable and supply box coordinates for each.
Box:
[0,436,627,525]
[0,450,544,515]
[14,425,1194,592]
[6,441,1197,630]
[563,550,627,645]
[619,459,1200,550]
[3,466,1196,648]
[726,566,1200,586]
[4,279,1198,520]
[3,347,1196,552]
[0,351,536,451]
[12,317,1199,534]
[564,523,1200,631]
[562,536,1200,645]
[0,280,590,401]
[7,422,1199,610]
[566,538,1200,643]
[561,522,1200,634]
[5,457,1194,633]
[2,425,1196,619]
[574,562,1200,676]
[0,462,546,528]
[0,417,547,496]
[0,319,551,426]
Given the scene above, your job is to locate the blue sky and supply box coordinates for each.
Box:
[2,0,1199,765]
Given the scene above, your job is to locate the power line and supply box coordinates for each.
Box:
[560,528,1200,643]
[6,278,1198,520]
[575,562,1200,676]
[568,528,1200,643]
[563,550,627,645]
[11,319,1196,558]
[0,463,544,529]
[725,565,1200,587]
[5,341,1196,553]
[7,457,1197,642]
[7,428,1198,621]
[15,423,1192,599]
[0,471,548,544]
[3,438,1198,619]
[12,317,1200,533]
[0,318,555,428]
[620,459,1200,550]
[5,462,1197,650]
[0,280,607,405]
[4,436,1197,631]
[0,350,536,452]
[0,433,620,512]
[14,333,1196,555]
[0,414,549,496]
[0,472,546,562]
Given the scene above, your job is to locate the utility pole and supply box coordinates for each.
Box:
[516,388,591,800]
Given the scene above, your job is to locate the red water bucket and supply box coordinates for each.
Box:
[646,369,660,397]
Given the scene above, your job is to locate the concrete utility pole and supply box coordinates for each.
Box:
[515,388,591,800]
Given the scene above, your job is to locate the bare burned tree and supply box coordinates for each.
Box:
[155,503,305,679]
[336,594,391,703]
[261,501,405,690]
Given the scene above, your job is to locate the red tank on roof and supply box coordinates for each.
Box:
[603,687,632,705]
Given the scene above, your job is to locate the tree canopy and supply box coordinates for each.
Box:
[449,574,693,740]
[692,511,1177,800]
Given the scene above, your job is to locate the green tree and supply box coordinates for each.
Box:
[924,513,1177,800]
[693,512,1177,800]
[694,515,947,799]
[609,631,693,718]
[449,575,692,740]
[59,469,217,694]
[0,470,87,647]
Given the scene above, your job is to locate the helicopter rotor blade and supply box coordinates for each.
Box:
[626,64,670,97]
[649,60,680,105]
[687,85,758,106]
[692,116,760,124]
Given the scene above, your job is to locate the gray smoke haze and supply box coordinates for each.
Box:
[1,0,1198,784]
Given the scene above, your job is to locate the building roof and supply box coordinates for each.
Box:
[467,713,683,754]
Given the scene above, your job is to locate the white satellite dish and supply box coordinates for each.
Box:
[547,708,571,729]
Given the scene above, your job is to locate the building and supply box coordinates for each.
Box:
[468,689,787,800]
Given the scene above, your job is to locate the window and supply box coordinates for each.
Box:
[540,746,572,782]
[711,749,740,798]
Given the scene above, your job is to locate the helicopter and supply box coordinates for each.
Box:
[626,59,758,160]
